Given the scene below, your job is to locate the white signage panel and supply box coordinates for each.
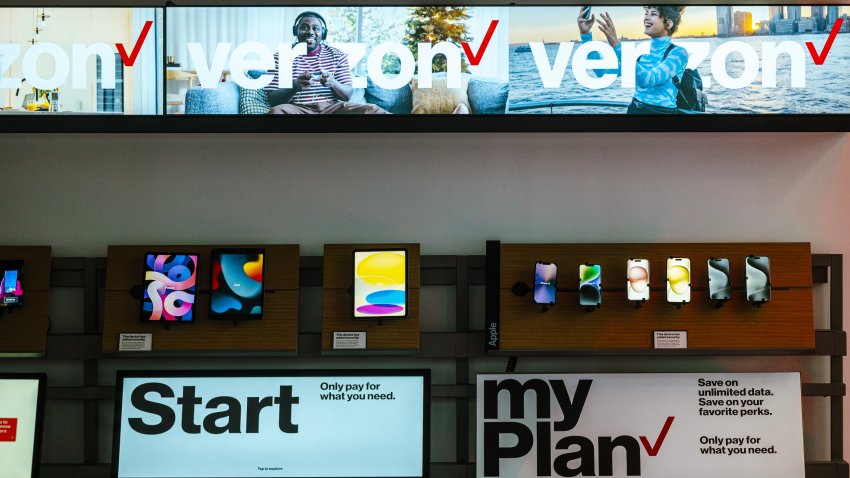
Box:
[115,371,427,478]
[0,377,43,478]
[476,372,804,478]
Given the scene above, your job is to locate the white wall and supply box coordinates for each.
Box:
[1,131,849,461]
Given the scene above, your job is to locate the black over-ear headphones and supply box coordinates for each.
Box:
[292,11,328,41]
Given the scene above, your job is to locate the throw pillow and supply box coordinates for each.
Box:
[239,70,271,115]
[409,76,470,114]
[239,87,270,115]
[364,77,413,115]
[467,77,509,114]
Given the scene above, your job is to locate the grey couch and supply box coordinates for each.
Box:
[185,73,510,115]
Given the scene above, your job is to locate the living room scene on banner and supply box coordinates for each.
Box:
[0,8,163,114]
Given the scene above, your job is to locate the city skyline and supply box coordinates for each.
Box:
[509,5,848,43]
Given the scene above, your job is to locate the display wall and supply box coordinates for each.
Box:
[1,2,849,474]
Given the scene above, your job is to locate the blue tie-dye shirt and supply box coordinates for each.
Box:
[580,34,688,109]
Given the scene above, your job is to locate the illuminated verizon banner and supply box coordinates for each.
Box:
[189,37,815,90]
[113,371,428,478]
[1,5,848,116]
[476,373,804,478]
[166,5,850,115]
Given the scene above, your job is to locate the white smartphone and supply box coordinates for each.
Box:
[707,257,731,301]
[745,255,771,304]
[626,259,649,301]
[666,257,691,303]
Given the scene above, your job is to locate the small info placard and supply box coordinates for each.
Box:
[119,333,153,352]
[333,331,366,350]
[654,330,688,349]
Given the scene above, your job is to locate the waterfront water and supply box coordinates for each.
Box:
[507,33,850,114]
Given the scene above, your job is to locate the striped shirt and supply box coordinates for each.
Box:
[581,34,688,109]
[265,43,352,105]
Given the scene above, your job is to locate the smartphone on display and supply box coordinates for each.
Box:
[210,248,264,320]
[579,264,602,306]
[353,249,408,319]
[707,257,731,301]
[666,257,691,303]
[0,260,24,307]
[746,255,771,303]
[582,6,592,18]
[533,261,557,305]
[626,259,649,301]
[140,253,198,322]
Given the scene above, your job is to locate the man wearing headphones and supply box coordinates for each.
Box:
[266,11,389,114]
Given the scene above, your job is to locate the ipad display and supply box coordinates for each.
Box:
[0,261,23,308]
[353,250,407,319]
[210,249,264,320]
[141,253,198,322]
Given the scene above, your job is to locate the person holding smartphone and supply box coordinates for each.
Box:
[577,6,688,114]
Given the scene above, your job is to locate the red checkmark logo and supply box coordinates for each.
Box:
[639,416,674,457]
[806,18,843,65]
[461,20,499,66]
[116,20,153,67]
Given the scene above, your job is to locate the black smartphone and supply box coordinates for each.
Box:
[533,261,557,305]
[582,6,592,19]
[0,260,24,308]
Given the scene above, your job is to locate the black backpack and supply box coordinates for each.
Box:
[661,43,707,113]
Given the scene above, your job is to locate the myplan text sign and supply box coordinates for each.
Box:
[476,373,804,478]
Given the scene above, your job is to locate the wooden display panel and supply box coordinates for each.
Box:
[0,246,50,356]
[322,244,420,353]
[494,242,814,352]
[102,245,299,354]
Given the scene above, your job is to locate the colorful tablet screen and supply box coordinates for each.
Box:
[354,250,407,318]
[210,250,264,319]
[141,254,198,322]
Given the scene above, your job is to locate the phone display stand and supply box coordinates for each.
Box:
[511,282,530,297]
[488,241,815,352]
[749,295,769,308]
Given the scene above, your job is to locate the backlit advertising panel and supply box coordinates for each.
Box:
[112,370,429,478]
[165,5,850,116]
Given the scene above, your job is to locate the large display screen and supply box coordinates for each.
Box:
[164,5,850,116]
[112,370,429,478]
[0,7,163,114]
[0,374,46,478]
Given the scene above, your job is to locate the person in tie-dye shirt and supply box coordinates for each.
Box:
[578,6,688,114]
